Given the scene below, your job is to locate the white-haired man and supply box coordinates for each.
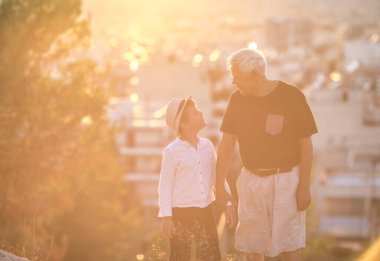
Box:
[216,48,318,261]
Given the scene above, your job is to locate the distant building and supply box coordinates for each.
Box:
[307,87,380,151]
[318,168,380,240]
[307,86,380,240]
[344,38,380,69]
[121,121,171,212]
[107,98,174,217]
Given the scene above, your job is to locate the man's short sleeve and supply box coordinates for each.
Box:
[294,93,318,138]
[220,93,238,134]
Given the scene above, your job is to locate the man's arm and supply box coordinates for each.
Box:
[216,133,237,206]
[296,136,314,211]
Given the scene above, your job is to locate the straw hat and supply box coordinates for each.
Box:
[165,95,192,136]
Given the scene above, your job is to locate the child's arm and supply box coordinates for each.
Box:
[158,148,177,238]
[158,148,176,218]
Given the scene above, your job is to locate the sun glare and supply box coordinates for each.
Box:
[130,93,139,103]
[248,41,258,50]
[329,71,342,82]
[209,49,221,62]
[129,61,139,71]
[192,53,203,67]
[81,116,93,126]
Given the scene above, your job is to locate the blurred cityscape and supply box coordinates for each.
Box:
[86,0,380,259]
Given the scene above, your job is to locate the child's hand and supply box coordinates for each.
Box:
[225,206,237,229]
[161,217,176,238]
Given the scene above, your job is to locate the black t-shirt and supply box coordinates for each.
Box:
[220,81,318,169]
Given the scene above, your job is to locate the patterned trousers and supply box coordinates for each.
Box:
[169,203,221,261]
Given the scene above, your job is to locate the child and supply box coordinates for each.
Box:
[158,95,236,261]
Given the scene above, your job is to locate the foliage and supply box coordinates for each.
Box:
[0,0,142,260]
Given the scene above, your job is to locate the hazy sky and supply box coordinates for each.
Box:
[82,0,379,44]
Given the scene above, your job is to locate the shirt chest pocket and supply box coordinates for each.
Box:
[265,114,285,136]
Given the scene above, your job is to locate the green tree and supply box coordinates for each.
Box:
[0,0,141,260]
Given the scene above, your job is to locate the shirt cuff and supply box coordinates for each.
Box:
[158,209,172,217]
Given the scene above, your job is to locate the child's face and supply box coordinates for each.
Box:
[181,104,205,133]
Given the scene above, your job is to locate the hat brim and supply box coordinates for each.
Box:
[173,94,192,136]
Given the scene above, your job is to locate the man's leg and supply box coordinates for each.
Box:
[281,249,301,261]
[245,252,264,261]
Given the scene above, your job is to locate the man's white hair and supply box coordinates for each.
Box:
[227,48,267,76]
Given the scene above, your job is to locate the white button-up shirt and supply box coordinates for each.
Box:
[158,137,231,217]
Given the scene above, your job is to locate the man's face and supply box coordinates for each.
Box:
[230,67,260,94]
[181,104,205,132]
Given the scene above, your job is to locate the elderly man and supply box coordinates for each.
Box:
[216,48,318,261]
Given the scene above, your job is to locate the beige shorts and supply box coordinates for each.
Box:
[235,166,306,257]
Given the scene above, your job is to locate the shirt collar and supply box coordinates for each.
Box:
[176,137,201,148]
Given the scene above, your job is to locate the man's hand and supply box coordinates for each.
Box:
[161,217,176,238]
[296,185,311,211]
[225,205,237,229]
